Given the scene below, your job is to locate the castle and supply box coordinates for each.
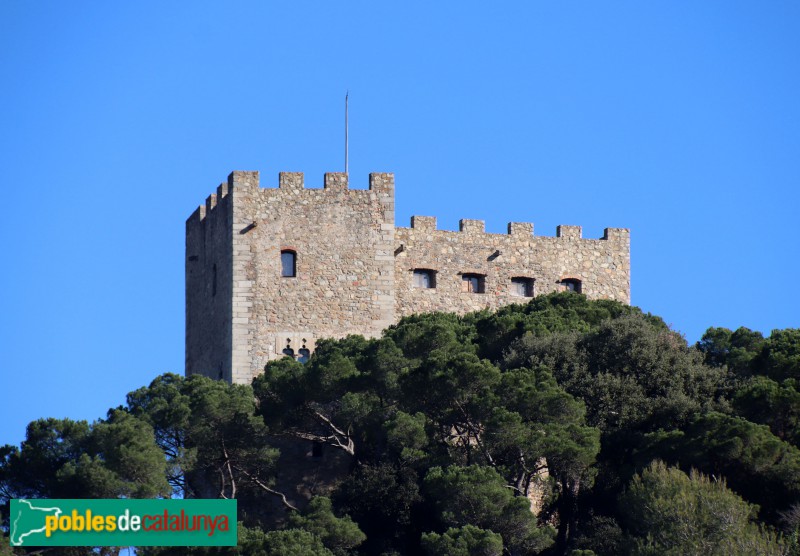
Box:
[186,170,630,384]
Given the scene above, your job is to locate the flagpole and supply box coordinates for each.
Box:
[345,91,349,175]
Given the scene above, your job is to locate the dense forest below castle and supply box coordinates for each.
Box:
[2,293,800,555]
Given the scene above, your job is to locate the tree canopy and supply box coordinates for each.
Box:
[2,293,799,555]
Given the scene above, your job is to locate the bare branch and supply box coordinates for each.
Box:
[312,411,355,455]
[218,467,228,499]
[221,440,237,499]
[232,464,298,511]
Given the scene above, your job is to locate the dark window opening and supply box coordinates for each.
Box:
[281,250,297,277]
[562,278,582,294]
[298,347,311,364]
[283,338,296,359]
[412,269,436,288]
[312,441,323,458]
[462,273,485,294]
[511,277,534,297]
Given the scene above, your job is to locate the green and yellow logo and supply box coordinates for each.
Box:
[10,499,237,547]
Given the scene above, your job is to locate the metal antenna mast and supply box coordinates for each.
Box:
[345,91,349,174]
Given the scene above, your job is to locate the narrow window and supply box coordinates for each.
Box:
[462,273,485,294]
[212,263,217,297]
[412,269,436,288]
[298,348,311,364]
[562,278,582,294]
[282,338,295,358]
[511,277,534,297]
[281,250,296,277]
[311,441,323,458]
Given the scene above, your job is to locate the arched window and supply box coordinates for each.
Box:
[281,250,296,277]
[562,278,582,294]
[412,269,436,288]
[462,273,485,294]
[282,338,295,358]
[511,277,534,297]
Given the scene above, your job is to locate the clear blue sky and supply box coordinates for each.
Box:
[1,2,798,448]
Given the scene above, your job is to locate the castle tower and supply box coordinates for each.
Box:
[186,171,396,384]
[186,170,630,384]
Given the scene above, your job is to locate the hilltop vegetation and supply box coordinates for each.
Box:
[2,293,799,555]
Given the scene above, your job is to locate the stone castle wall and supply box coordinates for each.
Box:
[186,170,630,384]
[185,182,234,381]
[395,217,630,316]
[187,171,396,384]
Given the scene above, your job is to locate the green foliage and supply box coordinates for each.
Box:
[619,460,787,556]
[697,326,765,375]
[733,376,800,447]
[473,292,665,362]
[424,464,555,553]
[5,296,800,555]
[289,497,365,555]
[395,331,499,428]
[384,411,428,463]
[637,413,800,521]
[90,410,171,497]
[125,372,192,490]
[386,312,600,551]
[128,373,278,501]
[259,529,334,555]
[698,326,800,382]
[333,463,422,554]
[253,338,391,461]
[385,312,478,361]
[572,515,624,555]
[758,329,800,382]
[254,303,598,553]
[0,415,169,501]
[140,521,341,556]
[420,525,503,556]
[139,522,305,556]
[493,368,600,485]
[505,315,725,433]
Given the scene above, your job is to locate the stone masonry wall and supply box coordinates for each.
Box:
[226,171,395,384]
[395,217,630,317]
[186,170,629,385]
[185,182,234,381]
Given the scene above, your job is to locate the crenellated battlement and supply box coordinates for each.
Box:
[186,167,630,385]
[228,170,395,193]
[189,171,396,225]
[403,215,628,242]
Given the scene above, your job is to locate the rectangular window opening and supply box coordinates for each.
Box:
[562,278,582,294]
[462,274,485,294]
[281,251,297,277]
[413,269,436,288]
[511,277,534,297]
